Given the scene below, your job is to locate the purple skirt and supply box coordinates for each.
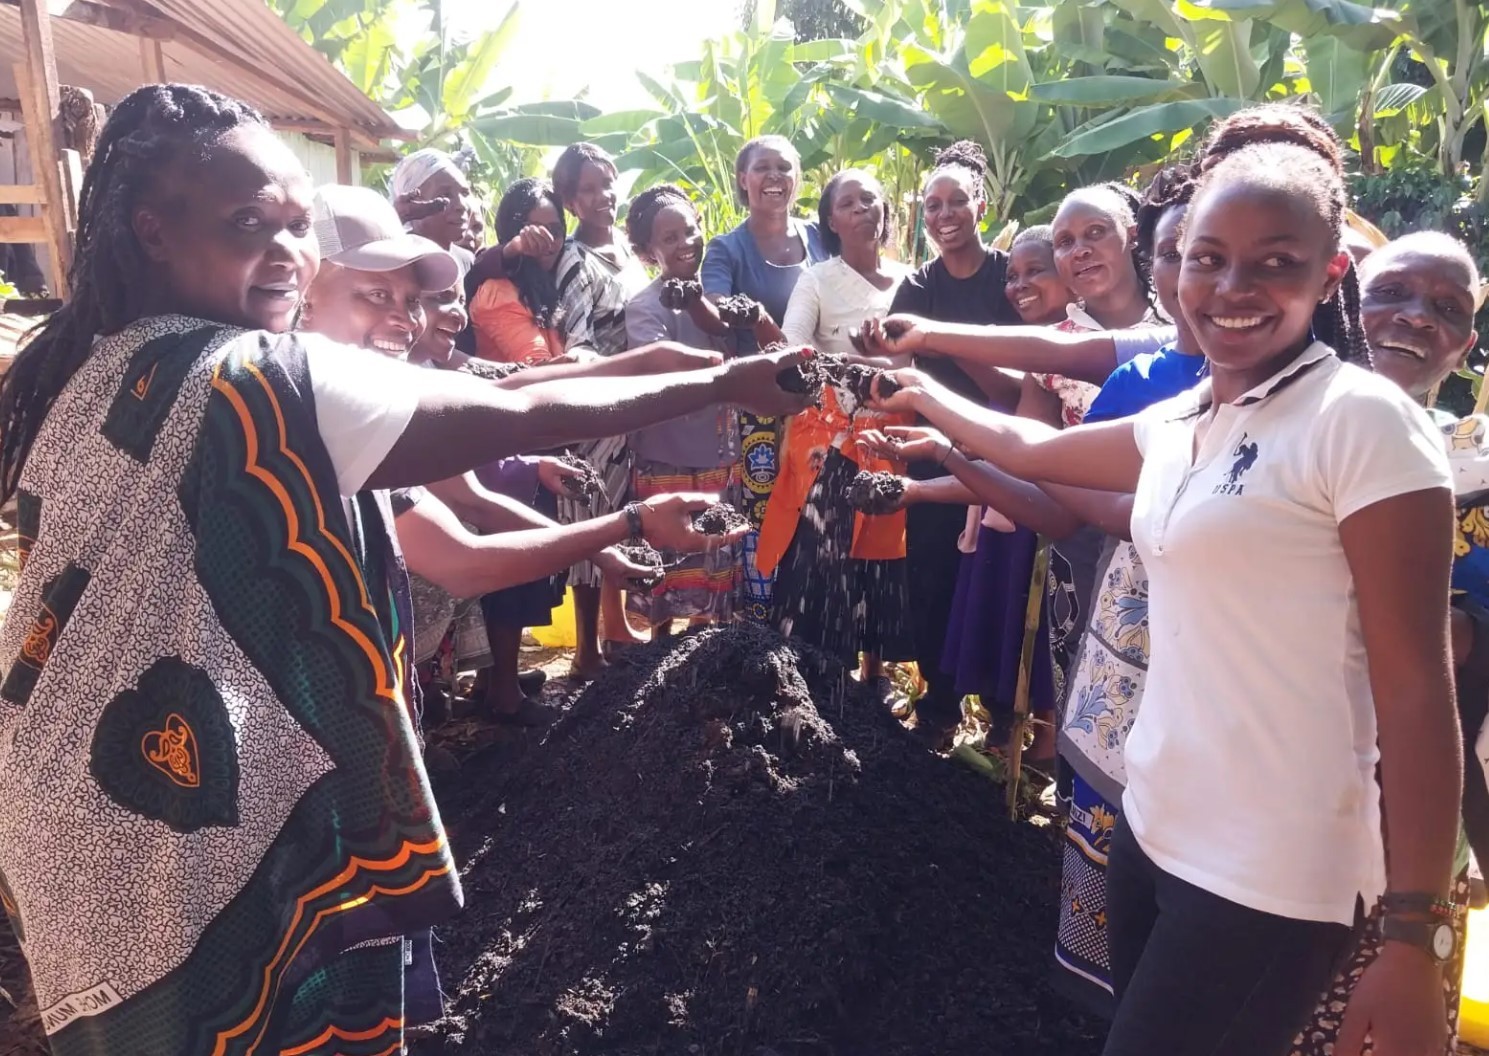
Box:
[940,523,1055,715]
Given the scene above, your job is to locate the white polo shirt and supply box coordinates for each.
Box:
[1124,341,1451,925]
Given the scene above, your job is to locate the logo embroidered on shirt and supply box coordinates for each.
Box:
[1214,433,1259,496]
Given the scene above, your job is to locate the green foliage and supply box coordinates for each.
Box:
[270,0,1489,271]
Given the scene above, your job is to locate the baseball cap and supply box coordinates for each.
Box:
[312,184,459,292]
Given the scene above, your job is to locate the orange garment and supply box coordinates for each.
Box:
[469,278,564,365]
[755,388,912,577]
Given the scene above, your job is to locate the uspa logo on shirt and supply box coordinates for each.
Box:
[1214,433,1259,496]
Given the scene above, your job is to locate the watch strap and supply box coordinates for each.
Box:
[1380,915,1455,964]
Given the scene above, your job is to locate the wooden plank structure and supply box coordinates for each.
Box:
[0,0,406,304]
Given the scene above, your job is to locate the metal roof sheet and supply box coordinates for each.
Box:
[0,0,398,139]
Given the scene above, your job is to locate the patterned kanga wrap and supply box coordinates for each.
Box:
[0,317,462,1055]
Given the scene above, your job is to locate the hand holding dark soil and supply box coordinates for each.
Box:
[846,470,907,515]
[556,452,604,498]
[660,278,703,310]
[716,294,766,329]
[692,502,748,536]
[614,541,664,589]
[394,191,451,223]
[719,346,815,418]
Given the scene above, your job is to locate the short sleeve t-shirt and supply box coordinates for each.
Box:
[625,277,738,469]
[1084,345,1207,426]
[1124,343,1452,924]
[300,333,420,496]
[889,252,1019,403]
[700,219,826,354]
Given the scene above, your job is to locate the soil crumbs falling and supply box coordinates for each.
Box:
[414,623,1102,1056]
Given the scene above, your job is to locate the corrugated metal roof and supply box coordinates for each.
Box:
[0,0,398,140]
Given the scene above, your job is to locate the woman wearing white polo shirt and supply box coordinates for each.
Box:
[872,113,1458,1056]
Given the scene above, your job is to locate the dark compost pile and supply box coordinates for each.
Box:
[716,295,764,329]
[413,624,1101,1056]
[660,278,703,310]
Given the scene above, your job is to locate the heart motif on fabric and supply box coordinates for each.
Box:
[91,657,239,833]
[141,713,200,788]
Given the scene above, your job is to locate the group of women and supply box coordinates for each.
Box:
[0,78,1482,1056]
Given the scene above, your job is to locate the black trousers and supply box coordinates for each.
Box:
[1102,818,1351,1056]
[904,493,966,728]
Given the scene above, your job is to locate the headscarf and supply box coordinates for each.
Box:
[389,148,463,206]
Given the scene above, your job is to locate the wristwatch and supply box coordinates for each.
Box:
[1380,914,1457,965]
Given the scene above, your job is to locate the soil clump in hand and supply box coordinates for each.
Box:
[410,623,1102,1056]
[716,294,764,328]
[692,502,748,536]
[557,452,604,498]
[614,541,664,590]
[846,470,906,515]
[660,278,703,310]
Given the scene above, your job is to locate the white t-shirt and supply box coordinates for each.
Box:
[1125,341,1452,925]
[299,333,421,496]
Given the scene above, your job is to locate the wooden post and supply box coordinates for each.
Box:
[333,127,353,185]
[15,0,71,296]
[140,37,166,83]
[1006,536,1052,818]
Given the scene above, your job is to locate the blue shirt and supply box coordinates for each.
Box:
[701,219,825,354]
[1085,344,1208,425]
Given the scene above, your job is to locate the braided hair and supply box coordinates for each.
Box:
[1189,104,1370,367]
[924,140,988,204]
[1135,166,1197,263]
[495,177,566,332]
[818,168,892,257]
[625,183,693,261]
[551,142,617,207]
[0,84,264,502]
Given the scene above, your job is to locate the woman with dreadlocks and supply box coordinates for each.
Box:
[869,103,1456,1056]
[0,84,808,1056]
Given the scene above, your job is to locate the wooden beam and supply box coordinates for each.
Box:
[14,1,72,295]
[0,0,176,39]
[0,214,50,243]
[139,35,165,83]
[0,184,43,205]
[333,126,352,185]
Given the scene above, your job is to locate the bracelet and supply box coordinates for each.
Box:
[623,502,645,541]
[1380,892,1459,920]
[937,441,952,468]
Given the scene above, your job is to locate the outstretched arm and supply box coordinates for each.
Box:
[863,315,1123,386]
[878,370,1144,493]
[367,346,807,491]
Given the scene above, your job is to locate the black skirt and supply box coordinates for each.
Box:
[770,449,914,668]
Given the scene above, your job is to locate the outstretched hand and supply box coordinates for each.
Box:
[858,315,929,358]
[858,425,953,466]
[716,345,817,418]
[535,456,583,496]
[639,493,746,553]
[505,223,559,261]
[867,366,928,414]
[393,190,451,224]
[595,545,655,584]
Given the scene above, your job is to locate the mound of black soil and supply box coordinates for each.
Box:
[558,452,605,499]
[692,502,748,536]
[846,470,905,515]
[412,624,1101,1056]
